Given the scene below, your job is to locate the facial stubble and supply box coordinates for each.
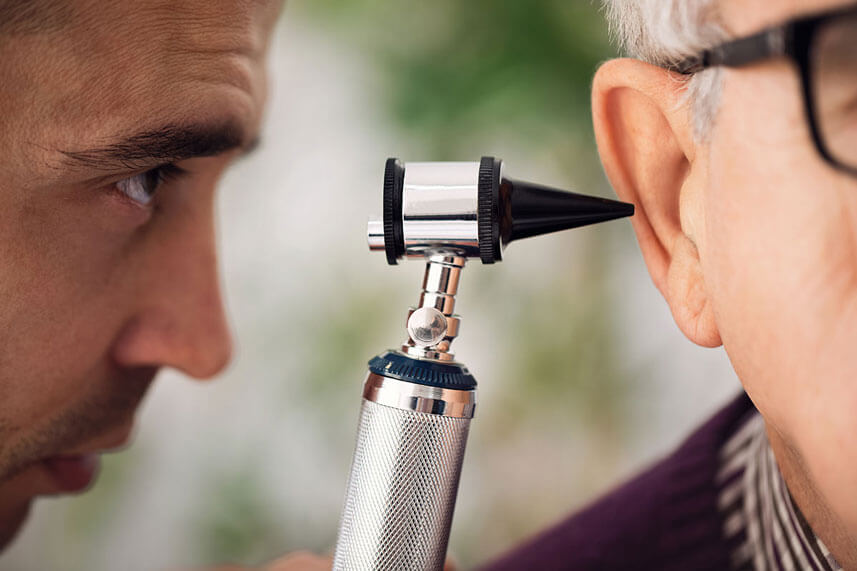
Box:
[0,367,156,483]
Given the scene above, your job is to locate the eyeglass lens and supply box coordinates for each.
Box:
[812,12,857,170]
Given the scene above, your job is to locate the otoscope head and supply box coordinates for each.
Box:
[368,156,634,264]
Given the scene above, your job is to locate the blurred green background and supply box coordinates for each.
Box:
[0,2,738,569]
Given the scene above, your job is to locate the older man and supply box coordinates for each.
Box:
[483,0,857,569]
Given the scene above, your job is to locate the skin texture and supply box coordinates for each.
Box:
[592,0,857,567]
[0,0,296,561]
[10,1,855,570]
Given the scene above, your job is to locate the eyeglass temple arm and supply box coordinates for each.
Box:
[670,26,788,75]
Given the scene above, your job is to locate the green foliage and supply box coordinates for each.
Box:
[499,266,629,432]
[300,0,615,164]
[295,282,403,407]
[193,468,281,566]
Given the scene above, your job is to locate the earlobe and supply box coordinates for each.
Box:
[592,58,722,348]
[668,234,722,347]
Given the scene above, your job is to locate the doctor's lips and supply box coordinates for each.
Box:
[39,424,134,493]
[33,366,156,494]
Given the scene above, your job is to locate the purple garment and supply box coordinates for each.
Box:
[480,393,754,571]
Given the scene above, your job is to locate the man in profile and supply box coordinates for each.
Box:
[486,0,857,568]
[0,1,334,569]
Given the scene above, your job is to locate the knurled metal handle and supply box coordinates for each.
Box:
[333,375,475,570]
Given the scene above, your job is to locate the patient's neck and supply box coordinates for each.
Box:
[767,424,857,570]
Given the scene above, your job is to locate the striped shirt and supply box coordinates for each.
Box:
[718,412,841,571]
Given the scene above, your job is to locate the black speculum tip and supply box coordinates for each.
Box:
[477,156,634,263]
[502,177,635,243]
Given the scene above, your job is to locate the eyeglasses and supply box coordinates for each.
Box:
[669,4,857,176]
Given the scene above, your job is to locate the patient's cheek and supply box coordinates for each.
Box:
[705,60,857,540]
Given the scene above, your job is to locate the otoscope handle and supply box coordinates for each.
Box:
[333,355,476,570]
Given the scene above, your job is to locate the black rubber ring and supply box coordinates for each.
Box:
[383,158,405,265]
[368,351,477,390]
[478,156,502,263]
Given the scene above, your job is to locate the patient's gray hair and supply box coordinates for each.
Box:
[602,0,727,140]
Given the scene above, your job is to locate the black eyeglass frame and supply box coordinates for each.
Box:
[669,4,857,176]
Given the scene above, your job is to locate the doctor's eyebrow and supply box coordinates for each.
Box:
[60,121,259,173]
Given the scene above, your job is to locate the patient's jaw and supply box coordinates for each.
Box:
[593,0,857,566]
[0,0,279,550]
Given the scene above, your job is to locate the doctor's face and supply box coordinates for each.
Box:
[0,0,279,549]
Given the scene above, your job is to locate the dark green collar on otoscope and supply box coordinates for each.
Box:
[368,351,477,390]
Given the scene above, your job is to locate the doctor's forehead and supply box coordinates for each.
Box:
[0,1,281,48]
[0,0,281,176]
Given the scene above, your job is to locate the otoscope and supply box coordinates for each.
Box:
[332,156,633,570]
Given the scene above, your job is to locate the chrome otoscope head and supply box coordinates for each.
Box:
[366,156,635,361]
[367,156,634,265]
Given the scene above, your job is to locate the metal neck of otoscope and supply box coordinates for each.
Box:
[332,157,633,571]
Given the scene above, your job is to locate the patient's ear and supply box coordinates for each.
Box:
[592,58,721,348]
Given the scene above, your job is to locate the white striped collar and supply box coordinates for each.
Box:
[717,413,841,571]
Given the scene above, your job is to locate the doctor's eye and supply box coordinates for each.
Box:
[114,164,183,207]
